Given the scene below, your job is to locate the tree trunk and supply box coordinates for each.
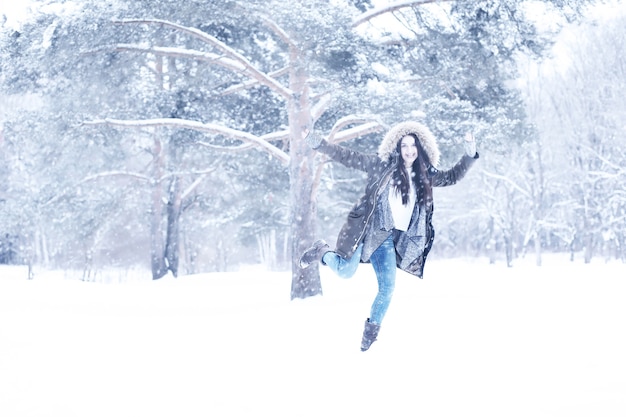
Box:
[584,232,593,264]
[288,61,322,300]
[534,231,542,267]
[532,141,544,267]
[34,228,50,266]
[257,229,277,271]
[504,233,513,268]
[487,216,496,264]
[289,160,322,299]
[180,229,196,275]
[26,233,34,280]
[288,125,322,298]
[151,133,168,279]
[216,238,227,272]
[165,176,182,277]
[83,249,94,281]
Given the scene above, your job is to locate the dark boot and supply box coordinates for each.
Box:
[360,318,381,352]
[299,239,330,269]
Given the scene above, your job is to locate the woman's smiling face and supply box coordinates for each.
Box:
[400,135,418,167]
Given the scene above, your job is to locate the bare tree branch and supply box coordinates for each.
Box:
[81,170,153,183]
[114,19,293,99]
[82,168,221,185]
[328,115,386,142]
[83,118,290,164]
[261,129,290,142]
[257,14,298,50]
[197,142,255,152]
[112,44,246,73]
[41,170,151,207]
[482,170,531,199]
[181,172,211,201]
[310,93,332,122]
[352,0,454,28]
[43,166,220,208]
[220,67,289,95]
[330,121,386,144]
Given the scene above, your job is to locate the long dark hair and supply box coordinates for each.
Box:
[392,134,433,207]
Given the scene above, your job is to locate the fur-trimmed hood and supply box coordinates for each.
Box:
[377,121,440,168]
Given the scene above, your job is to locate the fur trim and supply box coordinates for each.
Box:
[377,121,440,167]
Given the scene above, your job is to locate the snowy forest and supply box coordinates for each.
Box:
[1,0,624,297]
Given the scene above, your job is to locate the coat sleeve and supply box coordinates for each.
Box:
[315,140,377,173]
[430,153,478,187]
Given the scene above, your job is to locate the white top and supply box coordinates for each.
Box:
[388,176,416,232]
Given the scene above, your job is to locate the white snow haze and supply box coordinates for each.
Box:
[1,255,625,417]
[0,1,34,30]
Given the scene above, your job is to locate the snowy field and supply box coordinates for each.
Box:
[1,255,625,417]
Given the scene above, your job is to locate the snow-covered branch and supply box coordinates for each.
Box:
[112,44,246,73]
[257,14,298,50]
[197,142,255,152]
[114,19,292,99]
[81,170,152,183]
[482,170,531,199]
[579,143,624,173]
[181,172,212,201]
[82,168,220,185]
[198,130,290,150]
[352,0,453,28]
[83,118,290,164]
[310,93,332,123]
[41,170,152,207]
[330,121,385,144]
[261,129,290,142]
[328,115,386,143]
[588,170,626,180]
[220,67,289,96]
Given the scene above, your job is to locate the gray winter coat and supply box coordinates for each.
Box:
[312,121,478,278]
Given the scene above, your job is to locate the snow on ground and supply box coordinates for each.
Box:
[1,255,625,417]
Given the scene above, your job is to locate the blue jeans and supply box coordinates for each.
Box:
[322,235,396,325]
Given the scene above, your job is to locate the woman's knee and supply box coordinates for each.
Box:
[380,282,395,299]
[324,252,359,278]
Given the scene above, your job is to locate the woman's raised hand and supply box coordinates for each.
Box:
[464,132,477,157]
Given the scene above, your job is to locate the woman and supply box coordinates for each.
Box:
[299,121,479,351]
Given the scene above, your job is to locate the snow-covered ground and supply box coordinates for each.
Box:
[1,255,625,417]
